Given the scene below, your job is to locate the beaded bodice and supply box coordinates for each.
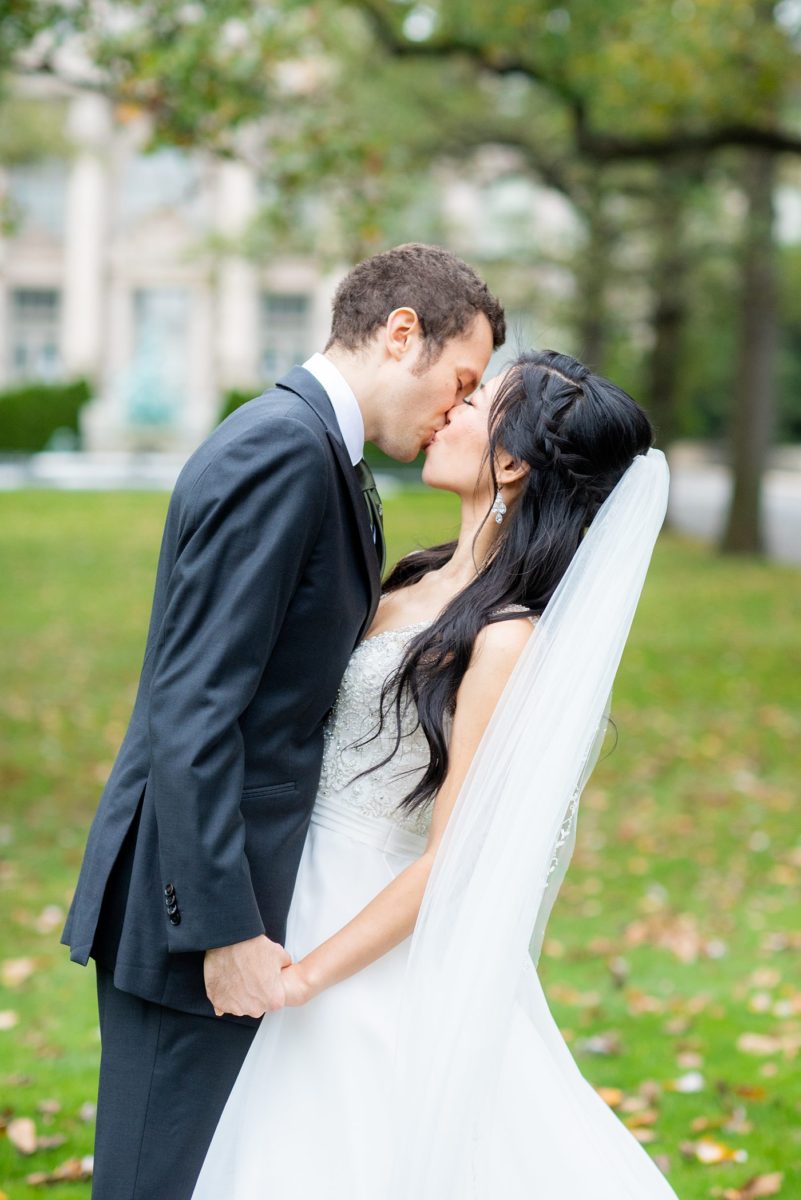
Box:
[316,620,435,838]
[315,605,537,841]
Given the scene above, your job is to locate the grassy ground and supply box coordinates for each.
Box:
[1,488,799,1199]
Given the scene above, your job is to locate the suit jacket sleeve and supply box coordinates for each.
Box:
[147,417,329,953]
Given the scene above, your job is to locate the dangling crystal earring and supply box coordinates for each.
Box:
[491,489,507,525]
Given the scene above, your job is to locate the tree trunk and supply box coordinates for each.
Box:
[646,169,688,450]
[721,148,778,556]
[576,180,610,370]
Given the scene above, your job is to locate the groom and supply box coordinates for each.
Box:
[61,243,505,1199]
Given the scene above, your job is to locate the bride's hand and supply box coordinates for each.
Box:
[280,960,317,1007]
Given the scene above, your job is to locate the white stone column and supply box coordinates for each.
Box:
[61,93,111,380]
[214,158,260,389]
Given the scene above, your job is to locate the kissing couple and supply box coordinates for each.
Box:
[63,243,676,1198]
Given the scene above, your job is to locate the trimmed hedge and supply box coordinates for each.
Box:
[218,386,263,424]
[0,378,91,452]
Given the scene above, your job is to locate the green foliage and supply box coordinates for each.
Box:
[4,0,801,455]
[0,379,91,452]
[217,385,264,424]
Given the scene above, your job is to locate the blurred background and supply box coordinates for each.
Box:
[1,2,800,1197]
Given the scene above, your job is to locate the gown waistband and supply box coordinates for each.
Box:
[309,793,427,857]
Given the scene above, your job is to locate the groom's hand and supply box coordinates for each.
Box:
[204,934,292,1018]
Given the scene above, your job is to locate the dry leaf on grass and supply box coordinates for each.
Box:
[1,958,37,988]
[7,1116,37,1154]
[33,905,63,934]
[25,1155,93,1186]
[575,1031,621,1056]
[720,1173,784,1199]
[666,1070,706,1093]
[623,1108,659,1128]
[681,1137,747,1164]
[35,1134,67,1151]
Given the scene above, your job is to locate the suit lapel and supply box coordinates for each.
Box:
[276,367,382,640]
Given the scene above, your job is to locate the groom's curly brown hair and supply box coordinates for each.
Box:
[325,243,506,368]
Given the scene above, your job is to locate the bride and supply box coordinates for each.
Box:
[191,348,675,1199]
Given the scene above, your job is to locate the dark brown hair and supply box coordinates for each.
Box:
[325,243,506,364]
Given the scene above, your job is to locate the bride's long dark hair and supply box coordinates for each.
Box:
[358,348,655,813]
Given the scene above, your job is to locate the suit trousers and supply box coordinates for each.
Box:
[93,965,259,1200]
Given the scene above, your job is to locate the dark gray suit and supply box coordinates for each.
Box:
[62,367,381,1197]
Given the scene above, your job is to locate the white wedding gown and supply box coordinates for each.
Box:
[192,610,680,1199]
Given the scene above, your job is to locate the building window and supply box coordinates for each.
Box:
[119,148,204,226]
[123,288,190,427]
[260,293,312,382]
[9,288,62,381]
[7,160,68,238]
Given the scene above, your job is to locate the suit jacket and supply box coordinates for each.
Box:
[61,367,381,1021]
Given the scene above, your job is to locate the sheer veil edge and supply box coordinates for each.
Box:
[388,447,672,1198]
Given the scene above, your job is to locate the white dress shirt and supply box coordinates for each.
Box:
[302,353,365,467]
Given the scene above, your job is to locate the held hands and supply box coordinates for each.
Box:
[204,934,291,1018]
[279,959,319,1008]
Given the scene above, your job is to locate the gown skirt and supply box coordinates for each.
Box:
[191,791,679,1199]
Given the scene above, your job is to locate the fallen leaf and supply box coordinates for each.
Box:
[723,1109,754,1135]
[596,1086,624,1107]
[36,1134,67,1150]
[676,1051,704,1068]
[667,1070,705,1093]
[721,1172,784,1199]
[733,1085,767,1100]
[26,1155,93,1185]
[33,905,64,935]
[626,989,664,1014]
[7,1116,37,1155]
[1,958,36,988]
[737,1033,781,1056]
[681,1137,747,1164]
[575,1031,621,1056]
[620,1095,652,1114]
[0,1011,19,1031]
[624,1108,659,1128]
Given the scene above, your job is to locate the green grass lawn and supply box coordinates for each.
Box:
[1,488,800,1199]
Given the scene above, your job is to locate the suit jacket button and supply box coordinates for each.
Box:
[166,900,178,915]
[164,883,175,897]
[168,912,181,926]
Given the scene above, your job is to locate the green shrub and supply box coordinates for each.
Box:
[0,377,91,452]
[217,386,264,424]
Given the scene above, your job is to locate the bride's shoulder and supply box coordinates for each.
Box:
[472,606,538,663]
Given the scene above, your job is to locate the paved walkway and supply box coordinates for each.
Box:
[667,464,801,566]
[2,452,799,565]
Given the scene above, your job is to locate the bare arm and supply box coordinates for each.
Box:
[281,616,536,1006]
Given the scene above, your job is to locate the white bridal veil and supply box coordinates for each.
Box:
[388,447,671,1197]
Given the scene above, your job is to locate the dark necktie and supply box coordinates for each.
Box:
[355,458,386,577]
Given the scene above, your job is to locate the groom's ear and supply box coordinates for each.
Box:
[385,307,423,361]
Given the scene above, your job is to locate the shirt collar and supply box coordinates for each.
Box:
[302,352,365,466]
